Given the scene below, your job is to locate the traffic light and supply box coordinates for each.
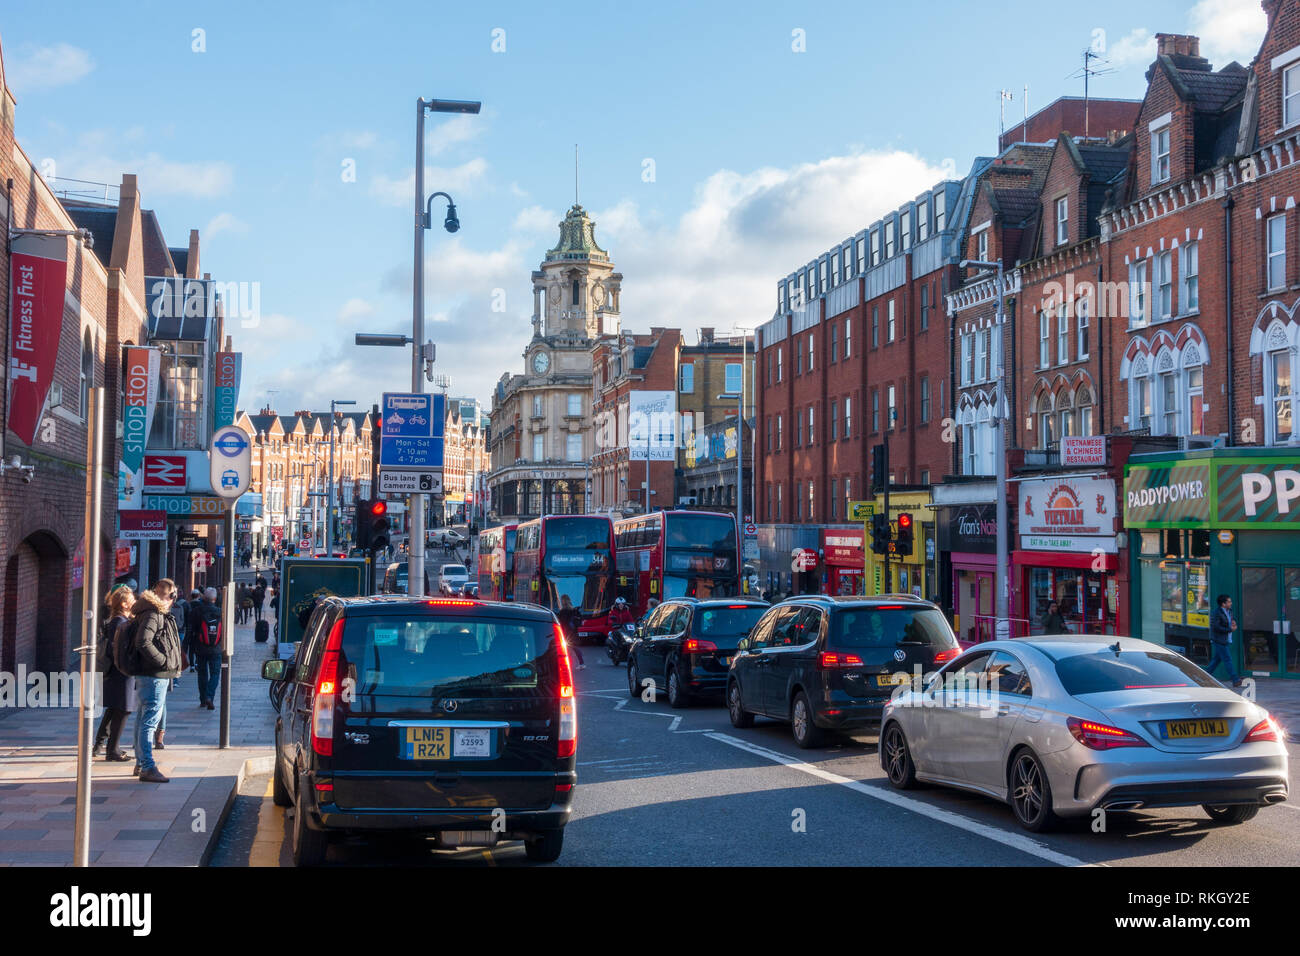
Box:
[370,500,391,552]
[871,512,890,555]
[871,443,887,493]
[355,498,373,549]
[895,512,914,557]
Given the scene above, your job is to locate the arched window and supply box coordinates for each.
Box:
[975,402,993,474]
[1075,384,1094,436]
[1036,391,1055,448]
[1057,389,1075,440]
[80,330,94,419]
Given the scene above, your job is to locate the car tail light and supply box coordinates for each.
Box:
[426,599,476,606]
[1067,717,1149,750]
[556,783,572,793]
[312,619,345,757]
[1246,715,1283,743]
[314,781,334,793]
[818,652,863,669]
[554,624,577,758]
[933,647,960,664]
[682,638,717,653]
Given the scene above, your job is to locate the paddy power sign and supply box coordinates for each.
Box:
[1125,459,1300,529]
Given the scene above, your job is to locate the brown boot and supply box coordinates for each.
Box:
[154,730,165,750]
[138,767,169,783]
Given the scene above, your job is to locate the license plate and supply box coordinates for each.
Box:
[401,726,494,759]
[719,656,731,666]
[877,674,909,687]
[1162,718,1229,739]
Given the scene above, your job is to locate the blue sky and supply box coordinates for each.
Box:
[1,0,1269,413]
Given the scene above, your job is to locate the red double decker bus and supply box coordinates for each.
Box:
[513,514,616,643]
[476,523,517,601]
[612,510,740,617]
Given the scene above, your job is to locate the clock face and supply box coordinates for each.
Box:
[533,351,550,374]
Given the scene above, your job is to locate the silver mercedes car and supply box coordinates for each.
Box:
[879,636,1289,831]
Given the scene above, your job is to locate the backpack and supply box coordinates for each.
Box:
[196,612,222,649]
[112,617,144,677]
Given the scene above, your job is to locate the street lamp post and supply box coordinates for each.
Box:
[411,96,480,597]
[327,400,357,555]
[961,258,1009,637]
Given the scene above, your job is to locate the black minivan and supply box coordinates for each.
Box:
[262,595,577,865]
[727,595,960,748]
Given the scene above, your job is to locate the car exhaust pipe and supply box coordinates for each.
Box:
[1103,799,1144,811]
[1263,792,1288,805]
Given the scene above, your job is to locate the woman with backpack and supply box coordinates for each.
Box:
[92,585,135,761]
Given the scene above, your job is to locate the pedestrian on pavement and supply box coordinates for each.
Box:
[1208,594,1243,687]
[556,594,585,668]
[130,579,183,783]
[262,545,269,565]
[189,587,224,710]
[92,585,135,761]
[252,573,267,622]
[1041,601,1067,635]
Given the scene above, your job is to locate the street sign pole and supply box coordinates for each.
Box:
[73,387,104,867]
[209,425,251,751]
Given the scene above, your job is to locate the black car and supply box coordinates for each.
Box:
[627,598,769,707]
[261,595,577,865]
[727,595,960,748]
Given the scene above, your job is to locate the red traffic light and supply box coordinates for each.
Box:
[370,500,387,517]
[897,513,912,529]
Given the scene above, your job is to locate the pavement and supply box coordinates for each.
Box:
[0,564,279,867]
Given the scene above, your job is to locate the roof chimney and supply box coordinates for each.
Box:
[700,326,714,344]
[1156,34,1199,58]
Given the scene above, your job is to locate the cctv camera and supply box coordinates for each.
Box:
[444,203,460,233]
[23,471,33,484]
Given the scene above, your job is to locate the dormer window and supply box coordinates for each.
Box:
[1285,62,1300,128]
[1055,197,1068,246]
[1151,122,1171,185]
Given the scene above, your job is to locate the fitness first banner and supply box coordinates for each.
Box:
[7,234,69,446]
[120,347,161,508]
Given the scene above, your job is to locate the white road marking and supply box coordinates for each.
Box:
[704,731,1095,868]
[668,716,682,732]
[580,688,628,695]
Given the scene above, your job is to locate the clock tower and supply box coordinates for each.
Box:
[487,200,623,524]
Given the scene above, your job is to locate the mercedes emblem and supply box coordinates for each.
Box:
[440,699,459,713]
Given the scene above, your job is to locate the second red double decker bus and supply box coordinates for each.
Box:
[476,523,517,601]
[513,514,616,643]
[612,510,741,618]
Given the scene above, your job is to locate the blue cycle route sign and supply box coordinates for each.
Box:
[380,392,444,470]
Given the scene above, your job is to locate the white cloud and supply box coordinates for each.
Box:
[427,115,483,156]
[367,158,488,207]
[204,212,248,240]
[49,129,234,198]
[6,43,94,93]
[511,205,560,234]
[340,130,378,149]
[1190,0,1267,64]
[1106,27,1158,68]
[337,297,376,322]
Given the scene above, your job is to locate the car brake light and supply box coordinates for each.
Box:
[818,652,863,668]
[876,605,904,610]
[933,647,960,664]
[1246,716,1282,743]
[426,599,476,606]
[554,624,577,758]
[682,638,717,653]
[312,619,345,757]
[1067,717,1149,750]
[727,605,751,609]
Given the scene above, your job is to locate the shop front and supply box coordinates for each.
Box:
[821,527,865,596]
[1013,474,1124,637]
[1125,448,1300,679]
[937,501,998,643]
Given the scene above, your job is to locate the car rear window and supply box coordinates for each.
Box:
[830,607,957,650]
[695,606,766,637]
[441,565,468,576]
[339,615,556,706]
[1054,650,1220,696]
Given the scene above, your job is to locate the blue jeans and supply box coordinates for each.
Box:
[1207,641,1239,683]
[134,678,169,771]
[195,655,221,704]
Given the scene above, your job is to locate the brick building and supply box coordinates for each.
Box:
[589,327,682,515]
[0,36,152,671]
[676,327,753,514]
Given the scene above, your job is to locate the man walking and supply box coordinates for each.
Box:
[131,579,183,783]
[189,587,223,710]
[252,572,268,622]
[1208,594,1243,688]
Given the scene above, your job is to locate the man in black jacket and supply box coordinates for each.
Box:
[1208,594,1243,687]
[131,579,183,783]
[189,587,223,710]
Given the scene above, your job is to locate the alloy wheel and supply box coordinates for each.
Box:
[1011,754,1043,824]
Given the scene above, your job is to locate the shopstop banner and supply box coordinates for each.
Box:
[213,351,241,431]
[7,234,69,445]
[120,346,161,507]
